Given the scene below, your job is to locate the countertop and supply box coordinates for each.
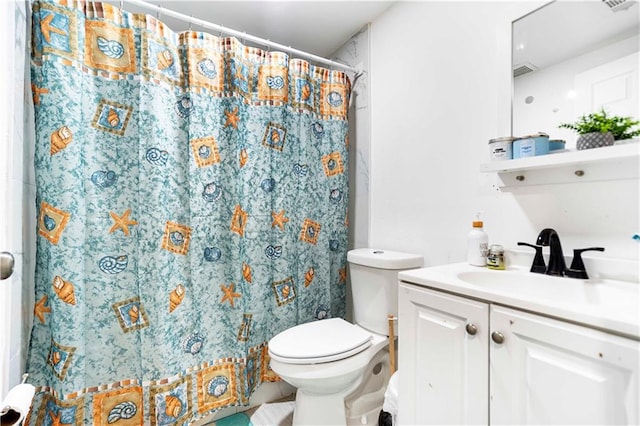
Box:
[399,262,640,340]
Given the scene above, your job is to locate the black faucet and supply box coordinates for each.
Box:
[517,242,546,274]
[536,228,566,276]
[565,247,605,279]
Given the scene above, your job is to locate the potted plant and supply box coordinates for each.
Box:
[558,108,640,150]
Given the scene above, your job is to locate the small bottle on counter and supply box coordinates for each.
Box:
[467,214,489,266]
[486,244,505,270]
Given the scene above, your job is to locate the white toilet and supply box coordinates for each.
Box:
[268,248,423,425]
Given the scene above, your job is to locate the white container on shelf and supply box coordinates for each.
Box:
[488,136,515,161]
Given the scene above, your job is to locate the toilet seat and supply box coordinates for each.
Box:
[269,318,372,364]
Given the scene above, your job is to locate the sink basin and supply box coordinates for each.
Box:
[398,262,639,338]
[456,270,637,306]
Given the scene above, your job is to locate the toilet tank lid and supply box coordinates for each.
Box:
[347,248,423,270]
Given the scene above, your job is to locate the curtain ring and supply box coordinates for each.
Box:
[119,0,123,9]
[189,15,193,31]
[219,24,223,38]
[243,31,247,45]
[157,5,161,20]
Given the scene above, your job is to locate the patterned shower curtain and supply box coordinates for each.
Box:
[26,0,350,424]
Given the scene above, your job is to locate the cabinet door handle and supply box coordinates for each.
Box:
[465,323,478,335]
[491,331,505,344]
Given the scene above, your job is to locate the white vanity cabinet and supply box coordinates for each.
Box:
[398,281,640,425]
[490,305,639,425]
[397,284,489,425]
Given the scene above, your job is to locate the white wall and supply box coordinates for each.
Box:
[333,26,372,251]
[0,0,12,398]
[369,1,639,265]
[1,0,34,398]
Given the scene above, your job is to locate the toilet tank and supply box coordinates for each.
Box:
[347,248,423,336]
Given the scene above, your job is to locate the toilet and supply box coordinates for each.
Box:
[268,248,423,425]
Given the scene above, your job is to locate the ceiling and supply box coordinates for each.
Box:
[106,1,395,58]
[513,1,639,72]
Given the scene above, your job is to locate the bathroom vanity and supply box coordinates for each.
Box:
[397,262,639,425]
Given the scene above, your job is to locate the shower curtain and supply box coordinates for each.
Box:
[27,0,350,424]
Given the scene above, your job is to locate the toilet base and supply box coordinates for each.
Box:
[290,349,391,426]
[293,388,349,426]
[345,349,390,423]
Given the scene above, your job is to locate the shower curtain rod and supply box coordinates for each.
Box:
[119,0,359,73]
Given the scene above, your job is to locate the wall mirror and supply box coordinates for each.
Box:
[512,0,639,149]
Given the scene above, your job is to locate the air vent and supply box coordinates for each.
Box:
[513,63,537,78]
[602,0,635,12]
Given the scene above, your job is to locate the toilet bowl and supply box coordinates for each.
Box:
[268,248,423,426]
[269,319,389,425]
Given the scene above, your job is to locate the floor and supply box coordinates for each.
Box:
[243,398,295,426]
[207,396,388,426]
[207,396,295,426]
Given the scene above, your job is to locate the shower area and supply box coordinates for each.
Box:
[0,0,372,424]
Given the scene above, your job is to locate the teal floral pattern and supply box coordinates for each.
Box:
[27,1,350,424]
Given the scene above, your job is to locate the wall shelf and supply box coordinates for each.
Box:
[480,141,640,187]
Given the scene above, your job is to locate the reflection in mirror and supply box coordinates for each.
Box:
[512,1,639,150]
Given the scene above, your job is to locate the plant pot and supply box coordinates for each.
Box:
[576,132,614,150]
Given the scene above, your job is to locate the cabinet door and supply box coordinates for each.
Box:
[490,305,639,425]
[398,283,489,425]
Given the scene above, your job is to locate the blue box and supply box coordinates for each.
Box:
[549,139,566,151]
[513,133,550,158]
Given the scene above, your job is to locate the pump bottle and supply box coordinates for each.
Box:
[467,215,489,266]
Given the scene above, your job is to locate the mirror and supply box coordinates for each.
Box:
[512,1,639,149]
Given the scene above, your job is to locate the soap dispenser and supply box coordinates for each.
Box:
[467,214,489,266]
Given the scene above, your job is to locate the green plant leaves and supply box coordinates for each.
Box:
[558,108,640,140]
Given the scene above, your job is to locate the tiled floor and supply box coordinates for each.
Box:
[206,395,295,426]
[193,382,296,425]
[243,397,295,426]
[207,396,390,426]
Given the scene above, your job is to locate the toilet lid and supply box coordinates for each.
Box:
[269,318,372,364]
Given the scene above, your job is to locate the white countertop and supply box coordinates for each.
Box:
[399,262,640,340]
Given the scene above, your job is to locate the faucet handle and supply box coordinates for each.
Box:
[565,247,605,279]
[517,242,546,274]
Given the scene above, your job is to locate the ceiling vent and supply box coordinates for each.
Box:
[602,0,635,12]
[513,63,538,78]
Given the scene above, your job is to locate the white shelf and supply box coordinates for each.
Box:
[481,141,640,187]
